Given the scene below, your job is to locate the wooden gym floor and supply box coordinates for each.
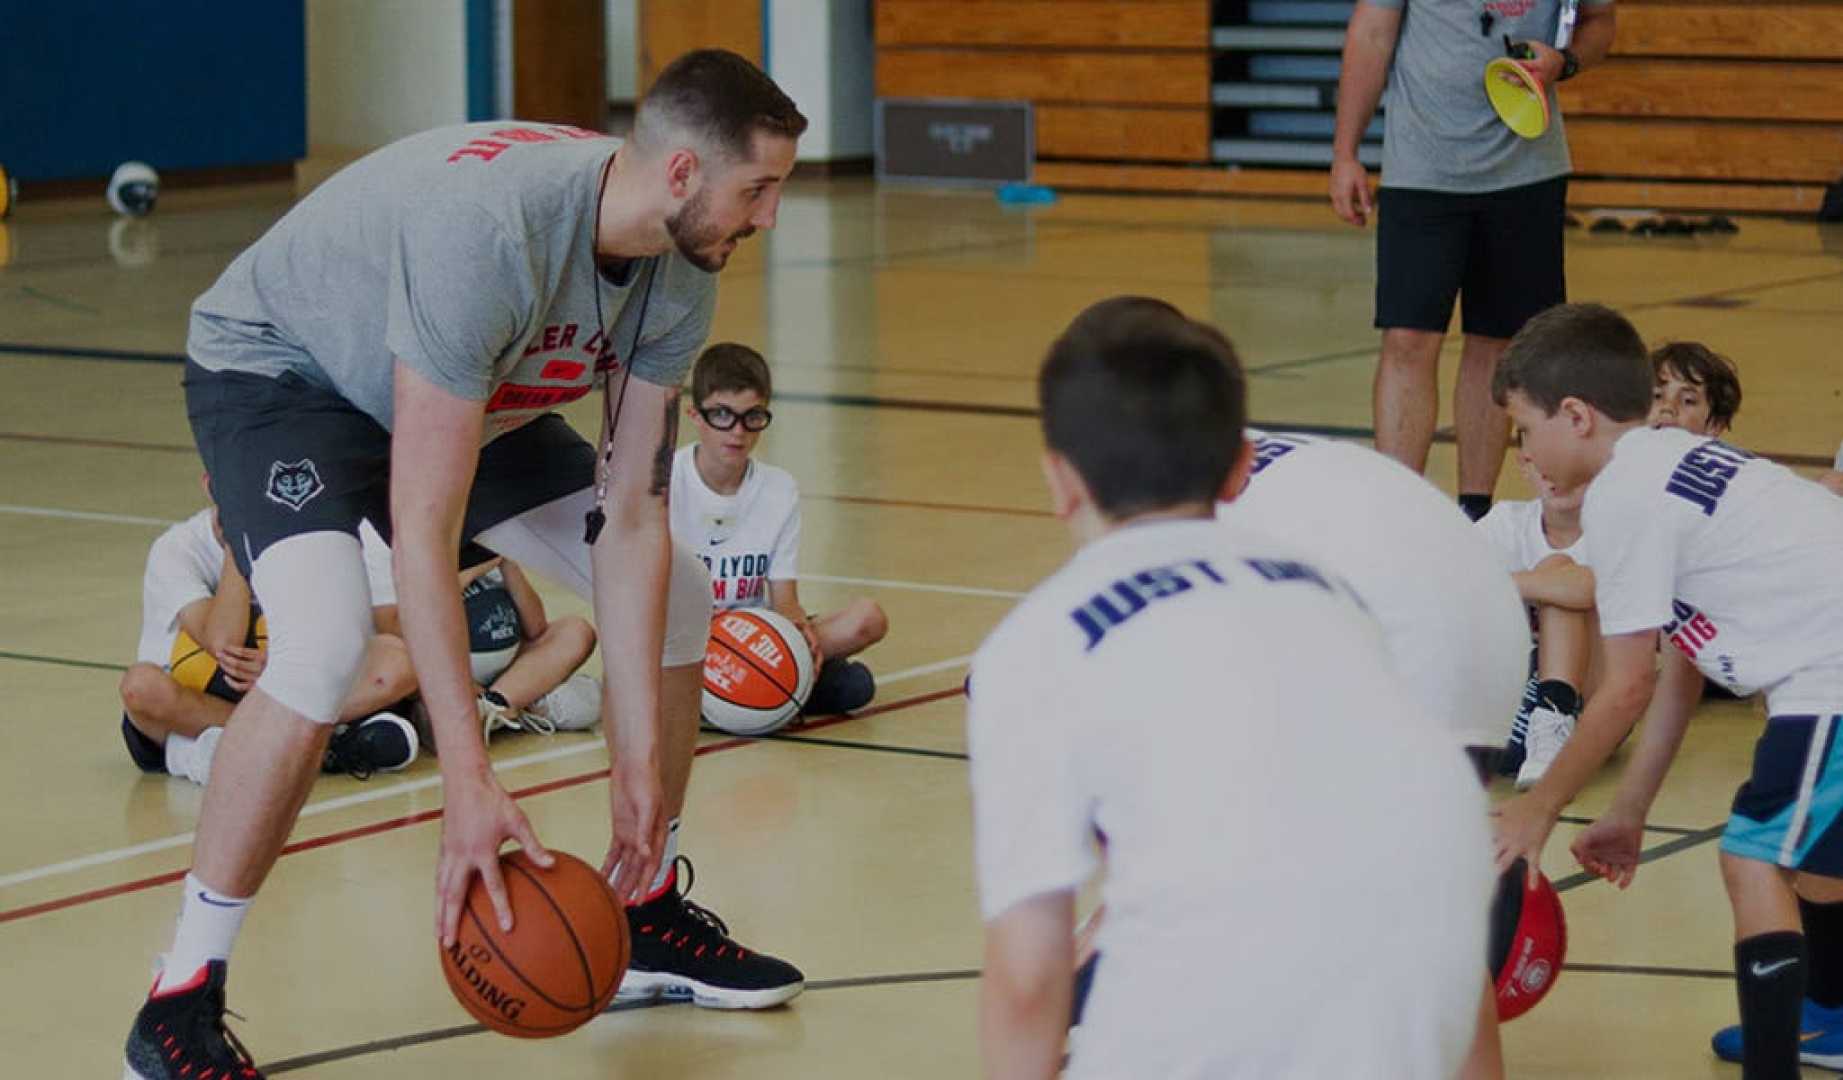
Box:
[1,171,1841,1077]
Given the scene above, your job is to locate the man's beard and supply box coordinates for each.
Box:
[666,187,755,272]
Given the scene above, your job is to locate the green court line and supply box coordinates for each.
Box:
[0,650,126,673]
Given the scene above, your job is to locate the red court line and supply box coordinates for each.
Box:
[0,685,966,926]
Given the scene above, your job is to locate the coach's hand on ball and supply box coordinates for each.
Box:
[437,765,554,947]
[603,754,666,902]
[1491,792,1560,879]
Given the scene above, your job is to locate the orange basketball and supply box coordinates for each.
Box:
[439,850,629,1038]
[701,608,816,735]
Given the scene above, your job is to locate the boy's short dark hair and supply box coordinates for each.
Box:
[1491,303,1652,421]
[637,50,808,162]
[1039,296,1246,520]
[1652,341,1742,428]
[692,342,772,404]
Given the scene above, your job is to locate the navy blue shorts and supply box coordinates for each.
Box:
[120,713,166,773]
[1375,176,1568,340]
[1722,715,1843,876]
[184,362,595,578]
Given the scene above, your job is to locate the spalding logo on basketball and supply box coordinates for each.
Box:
[701,608,815,735]
[1489,858,1568,1022]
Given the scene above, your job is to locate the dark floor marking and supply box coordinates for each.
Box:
[262,968,983,1073]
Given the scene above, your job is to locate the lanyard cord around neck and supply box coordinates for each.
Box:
[582,164,660,545]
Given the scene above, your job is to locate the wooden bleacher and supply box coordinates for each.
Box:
[873,0,1843,213]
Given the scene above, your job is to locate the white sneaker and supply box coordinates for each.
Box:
[1516,704,1576,791]
[166,727,222,787]
[524,674,602,733]
[478,692,522,743]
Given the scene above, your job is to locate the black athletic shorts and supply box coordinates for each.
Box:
[184,362,596,578]
[1375,175,1568,340]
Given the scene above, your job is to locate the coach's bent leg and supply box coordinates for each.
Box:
[1374,327,1444,474]
[1456,333,1512,499]
[192,532,373,897]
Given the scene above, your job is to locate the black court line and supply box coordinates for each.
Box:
[1565,961,1733,980]
[766,732,969,761]
[1552,823,1727,894]
[0,649,127,673]
[0,342,186,364]
[263,968,982,1074]
[1556,813,1703,837]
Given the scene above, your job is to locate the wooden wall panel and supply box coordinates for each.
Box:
[513,0,606,130]
[1613,3,1843,60]
[1036,105,1210,161]
[1560,59,1843,122]
[1567,118,1843,182]
[876,49,1209,106]
[876,1,1207,49]
[638,0,761,95]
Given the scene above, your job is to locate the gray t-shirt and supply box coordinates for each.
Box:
[1369,0,1611,193]
[189,121,715,443]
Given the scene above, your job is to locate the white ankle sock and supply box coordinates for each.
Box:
[164,728,222,786]
[163,733,197,776]
[644,818,682,899]
[157,872,251,993]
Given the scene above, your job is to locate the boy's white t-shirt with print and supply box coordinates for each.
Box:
[1228,429,1529,748]
[969,519,1489,1080]
[1586,426,1843,713]
[668,444,801,611]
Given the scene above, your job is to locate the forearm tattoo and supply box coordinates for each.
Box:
[651,391,679,498]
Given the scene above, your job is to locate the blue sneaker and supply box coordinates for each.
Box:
[1711,998,1843,1070]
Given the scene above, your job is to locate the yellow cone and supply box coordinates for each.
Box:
[1485,58,1551,139]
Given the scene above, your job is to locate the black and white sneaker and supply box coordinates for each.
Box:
[618,857,804,1010]
[321,711,418,779]
[123,960,262,1079]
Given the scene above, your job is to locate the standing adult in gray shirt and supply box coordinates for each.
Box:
[124,51,807,1080]
[1331,0,1616,520]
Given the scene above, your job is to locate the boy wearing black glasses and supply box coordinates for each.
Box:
[671,342,887,716]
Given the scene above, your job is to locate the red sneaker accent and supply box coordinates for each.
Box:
[152,964,211,1000]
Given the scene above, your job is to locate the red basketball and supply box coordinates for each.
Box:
[439,850,629,1038]
[701,608,816,735]
[1489,859,1567,1022]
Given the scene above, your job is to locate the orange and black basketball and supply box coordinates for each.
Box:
[700,608,816,735]
[439,850,629,1038]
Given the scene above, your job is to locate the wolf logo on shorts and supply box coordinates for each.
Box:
[266,459,325,511]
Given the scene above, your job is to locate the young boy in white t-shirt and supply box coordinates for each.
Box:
[1473,454,1596,789]
[971,297,1491,1079]
[120,502,417,784]
[669,343,887,715]
[1491,303,1843,1078]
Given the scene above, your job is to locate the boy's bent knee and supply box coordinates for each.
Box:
[119,663,175,715]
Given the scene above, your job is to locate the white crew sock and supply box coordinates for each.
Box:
[155,871,251,993]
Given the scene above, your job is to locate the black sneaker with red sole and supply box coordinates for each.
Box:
[617,857,804,1010]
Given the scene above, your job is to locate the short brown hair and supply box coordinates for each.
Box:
[1040,296,1246,519]
[692,342,772,404]
[636,50,808,162]
[1492,303,1652,421]
[1652,341,1742,428]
